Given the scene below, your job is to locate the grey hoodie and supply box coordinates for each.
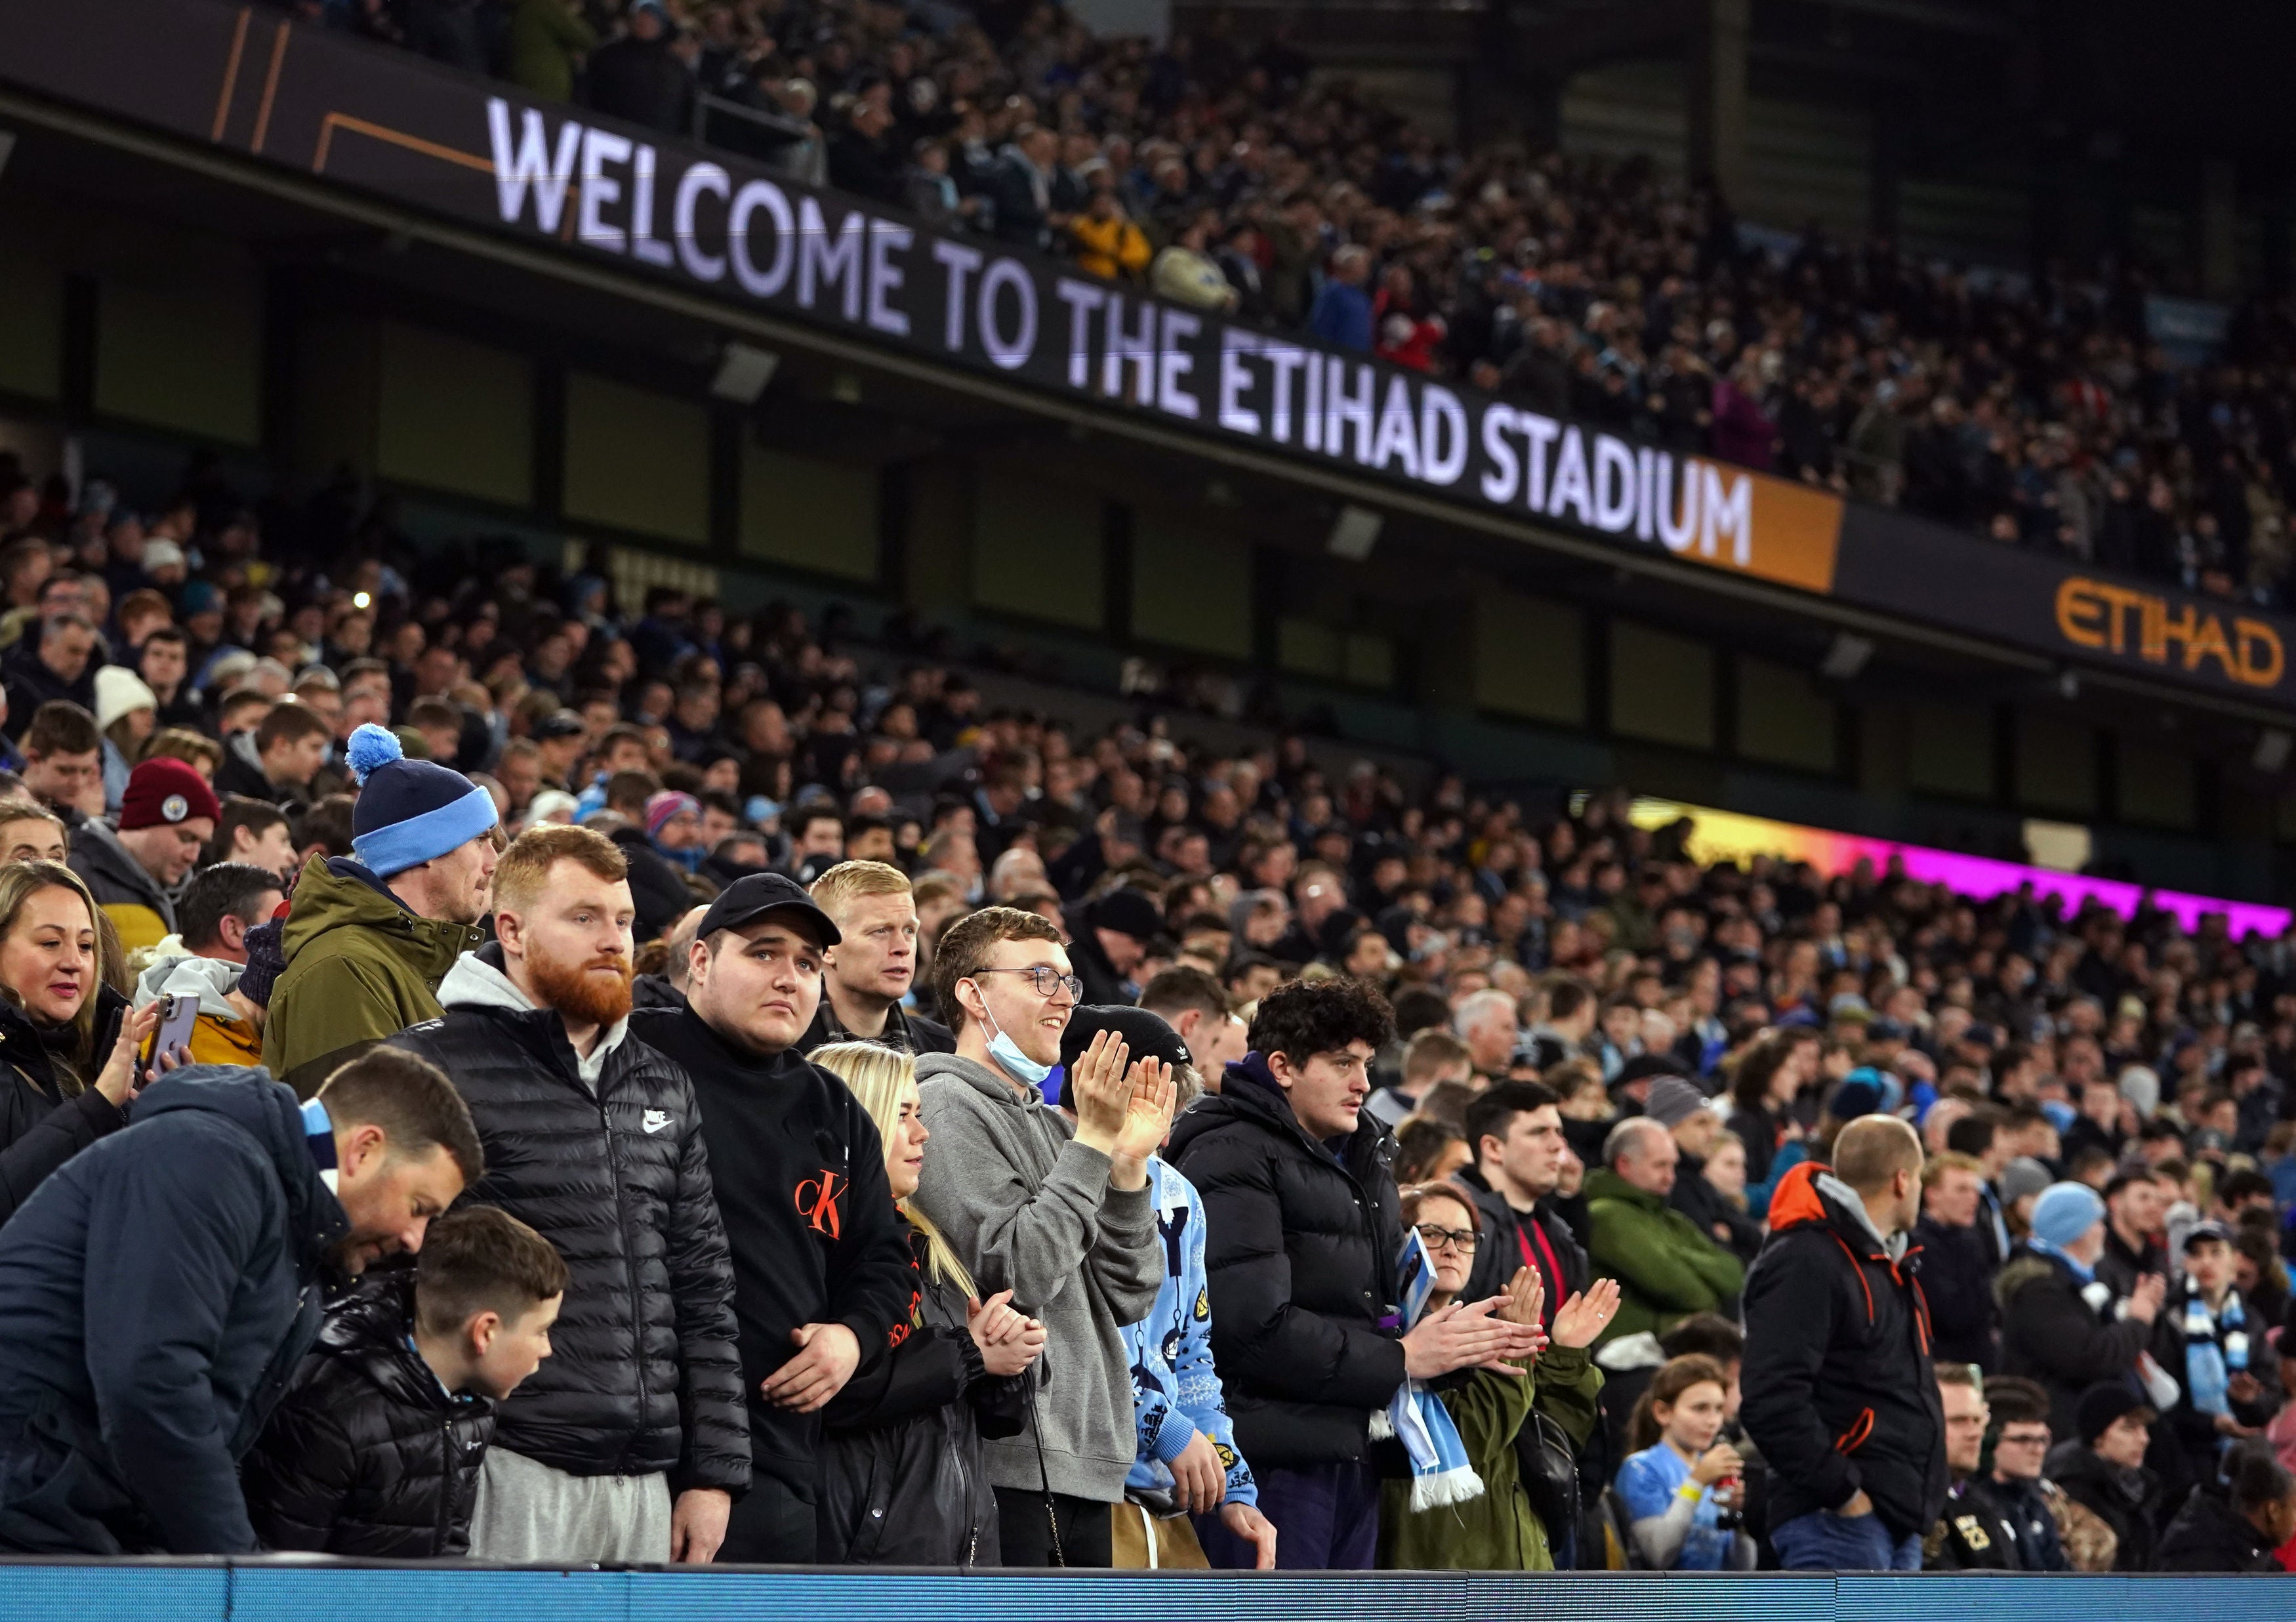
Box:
[912,1049,1160,1504]
[434,949,630,1091]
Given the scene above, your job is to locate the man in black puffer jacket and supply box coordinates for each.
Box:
[242,1207,567,1556]
[1740,1121,1948,1571]
[389,827,747,1564]
[1169,977,1537,1571]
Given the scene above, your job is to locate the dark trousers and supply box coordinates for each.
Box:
[1197,1459,1380,1571]
[993,1487,1112,1568]
[720,1472,817,1564]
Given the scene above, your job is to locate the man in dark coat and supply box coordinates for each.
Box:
[2044,1383,2164,1571]
[0,613,98,742]
[1067,887,1159,1009]
[1923,1365,2019,1569]
[1740,1123,1948,1571]
[388,826,748,1564]
[0,1054,480,1554]
[2156,1444,2295,1571]
[631,873,918,1562]
[584,1,696,135]
[1912,1151,1999,1369]
[1456,1080,1588,1330]
[1996,1181,2165,1438]
[1169,976,1536,1570]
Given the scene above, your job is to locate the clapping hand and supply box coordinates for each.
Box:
[1111,1056,1176,1163]
[966,1289,1047,1378]
[1549,1278,1623,1350]
[1067,1029,1133,1149]
[1498,1266,1549,1363]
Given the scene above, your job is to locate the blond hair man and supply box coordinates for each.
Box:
[801,860,955,1055]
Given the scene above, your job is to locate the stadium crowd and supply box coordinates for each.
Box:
[0,435,2291,1572]
[274,0,2296,605]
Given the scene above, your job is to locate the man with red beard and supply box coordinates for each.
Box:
[630,873,918,1562]
[389,825,747,1566]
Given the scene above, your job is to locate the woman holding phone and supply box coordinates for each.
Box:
[0,860,158,1222]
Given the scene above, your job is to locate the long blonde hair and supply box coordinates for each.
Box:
[811,1041,976,1297]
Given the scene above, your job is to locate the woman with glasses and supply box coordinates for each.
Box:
[1376,1182,1618,1571]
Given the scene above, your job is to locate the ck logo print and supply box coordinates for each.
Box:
[794,1170,846,1237]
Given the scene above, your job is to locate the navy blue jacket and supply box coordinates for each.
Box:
[0,1066,346,1554]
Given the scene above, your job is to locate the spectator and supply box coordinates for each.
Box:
[1646,1075,1759,1264]
[1061,1007,1275,1571]
[131,862,287,1066]
[911,907,1168,1567]
[629,872,920,1562]
[0,1049,480,1553]
[388,825,747,1564]
[1069,888,1158,1007]
[1137,965,1248,1094]
[2156,1441,2296,1571]
[0,862,146,1223]
[92,665,157,812]
[1170,976,1533,1570]
[2096,1169,2171,1300]
[504,0,597,102]
[801,860,954,1054]
[1583,1117,1745,1345]
[2149,1221,2282,1504]
[1455,1079,1588,1337]
[1308,247,1374,352]
[205,796,299,883]
[240,1206,566,1556]
[1069,190,1151,283]
[1998,1181,2165,1438]
[215,700,331,810]
[988,126,1059,251]
[18,701,103,827]
[2045,1383,2163,1571]
[1979,1376,2078,1570]
[827,100,906,205]
[1614,1352,1755,1570]
[1379,1186,1614,1571]
[1924,1363,2017,1568]
[1740,1119,1946,1572]
[1151,218,1239,314]
[0,613,98,741]
[263,724,497,1098]
[584,0,695,136]
[68,757,219,953]
[808,1041,1042,1566]
[0,798,65,863]
[1914,1150,2000,1369]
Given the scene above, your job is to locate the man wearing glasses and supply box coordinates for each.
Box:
[1978,1377,2075,1570]
[913,906,1172,1567]
[1923,1364,2018,1568]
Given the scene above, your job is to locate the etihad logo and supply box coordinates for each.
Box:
[2054,577,2285,689]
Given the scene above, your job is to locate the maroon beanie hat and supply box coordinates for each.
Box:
[119,757,224,831]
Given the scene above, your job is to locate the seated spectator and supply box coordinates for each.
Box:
[1368,1027,1474,1129]
[1614,1352,1755,1570]
[1980,1375,2081,1570]
[808,1041,1044,1566]
[1924,1363,2017,1569]
[68,757,218,953]
[0,799,65,864]
[1137,966,1248,1093]
[1584,1117,1744,1345]
[2044,1383,2164,1571]
[1394,1115,1469,1184]
[1645,1075,1761,1264]
[241,1206,566,1556]
[0,862,145,1222]
[1378,1185,1616,1571]
[205,795,300,883]
[1998,1182,2165,1438]
[1914,1150,2000,1369]
[92,665,157,812]
[1151,218,1238,313]
[215,699,331,811]
[2156,1440,2296,1571]
[0,1048,480,1553]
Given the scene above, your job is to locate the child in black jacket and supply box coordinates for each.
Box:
[241,1206,565,1556]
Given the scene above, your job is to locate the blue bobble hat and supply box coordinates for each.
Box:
[345,722,500,878]
[2029,1181,2106,1249]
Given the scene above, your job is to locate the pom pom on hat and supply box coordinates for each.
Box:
[345,722,404,786]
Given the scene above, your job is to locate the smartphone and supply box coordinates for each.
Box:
[143,993,199,1075]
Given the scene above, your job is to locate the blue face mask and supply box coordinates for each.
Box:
[980,1003,1052,1088]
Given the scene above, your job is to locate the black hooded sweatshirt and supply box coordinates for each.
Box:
[628,1005,916,1501]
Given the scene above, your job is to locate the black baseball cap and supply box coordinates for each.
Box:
[533,711,586,741]
[695,872,840,949]
[1059,1005,1191,1074]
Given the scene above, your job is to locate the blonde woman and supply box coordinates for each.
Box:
[810,1041,1046,1566]
[0,860,160,1222]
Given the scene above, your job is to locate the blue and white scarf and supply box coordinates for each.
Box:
[1372,1229,1485,1512]
[2178,1290,2248,1419]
